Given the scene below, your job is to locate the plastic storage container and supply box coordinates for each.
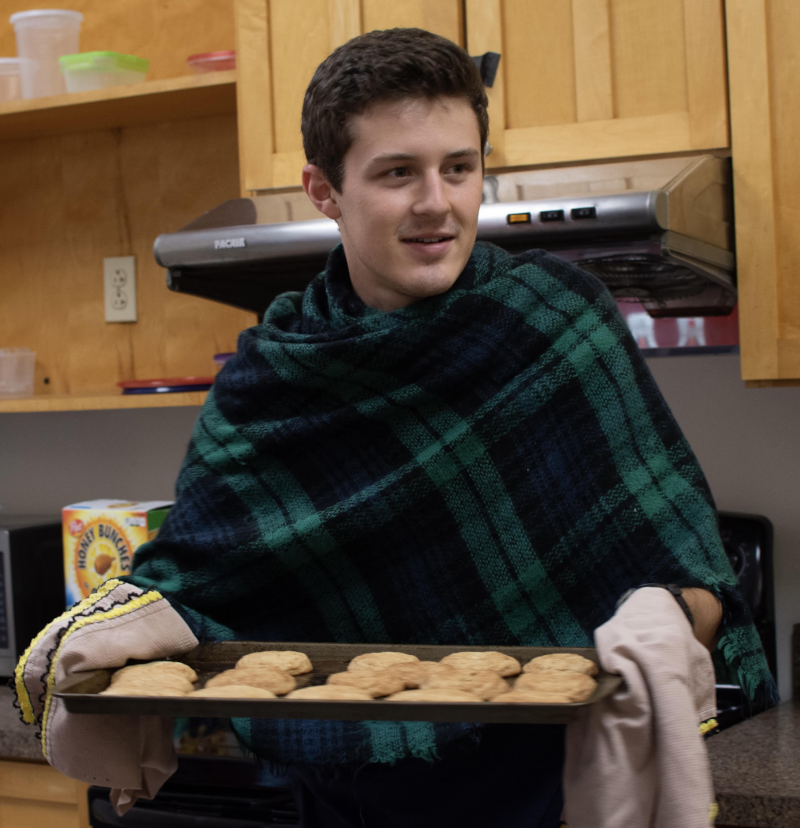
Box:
[10,9,82,98]
[0,348,36,397]
[59,51,149,93]
[0,57,22,102]
[186,50,236,74]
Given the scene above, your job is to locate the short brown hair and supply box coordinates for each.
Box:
[301,28,489,192]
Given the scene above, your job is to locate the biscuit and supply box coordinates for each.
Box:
[107,674,195,695]
[439,651,521,677]
[189,685,276,699]
[385,689,483,703]
[236,651,313,675]
[514,671,597,701]
[490,689,572,704]
[100,683,190,697]
[383,661,457,688]
[326,671,405,697]
[347,652,420,672]
[205,668,296,696]
[284,685,373,700]
[421,669,509,701]
[110,661,197,685]
[522,653,599,676]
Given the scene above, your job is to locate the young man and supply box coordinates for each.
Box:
[16,27,773,828]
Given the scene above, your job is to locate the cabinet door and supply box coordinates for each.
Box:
[235,0,463,193]
[0,761,89,828]
[465,0,729,169]
[727,0,799,384]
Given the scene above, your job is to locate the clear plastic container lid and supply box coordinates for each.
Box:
[10,9,84,27]
[59,51,149,74]
[187,50,235,65]
[0,58,21,74]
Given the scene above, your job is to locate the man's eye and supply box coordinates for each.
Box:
[387,167,410,178]
[449,163,470,174]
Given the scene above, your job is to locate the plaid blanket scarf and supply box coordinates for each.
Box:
[127,241,775,766]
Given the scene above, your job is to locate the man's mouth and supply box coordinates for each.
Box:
[401,235,455,244]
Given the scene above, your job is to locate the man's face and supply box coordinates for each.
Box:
[304,96,484,311]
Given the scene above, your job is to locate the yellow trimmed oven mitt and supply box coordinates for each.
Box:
[13,579,198,815]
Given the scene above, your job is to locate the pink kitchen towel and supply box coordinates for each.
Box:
[563,586,717,828]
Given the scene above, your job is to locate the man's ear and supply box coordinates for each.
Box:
[302,164,342,220]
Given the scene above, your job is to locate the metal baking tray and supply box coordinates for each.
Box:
[55,642,621,724]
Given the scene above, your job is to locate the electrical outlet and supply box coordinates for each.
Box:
[103,256,137,322]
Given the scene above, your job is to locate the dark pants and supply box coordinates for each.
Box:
[288,724,565,828]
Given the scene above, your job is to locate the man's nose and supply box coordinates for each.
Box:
[412,171,449,217]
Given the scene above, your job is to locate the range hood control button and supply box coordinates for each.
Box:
[571,206,597,219]
[539,209,565,222]
[506,212,532,224]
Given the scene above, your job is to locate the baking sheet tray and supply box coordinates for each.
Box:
[55,642,621,724]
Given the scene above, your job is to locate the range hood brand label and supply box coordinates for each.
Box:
[214,237,246,249]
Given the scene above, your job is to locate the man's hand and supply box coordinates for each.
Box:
[682,588,723,651]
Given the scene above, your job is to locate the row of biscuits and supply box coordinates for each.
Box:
[99,650,599,703]
[99,650,313,699]
[342,651,598,703]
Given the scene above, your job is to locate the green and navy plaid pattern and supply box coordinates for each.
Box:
[128,242,775,766]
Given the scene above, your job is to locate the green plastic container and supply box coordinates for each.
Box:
[58,51,149,93]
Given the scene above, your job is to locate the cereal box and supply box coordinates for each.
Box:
[62,499,173,607]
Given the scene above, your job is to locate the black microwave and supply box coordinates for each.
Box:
[0,515,64,678]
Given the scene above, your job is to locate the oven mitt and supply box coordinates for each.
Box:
[563,586,717,828]
[13,578,199,816]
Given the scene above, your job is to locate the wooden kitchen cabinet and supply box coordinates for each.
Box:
[234,0,729,186]
[234,0,464,192]
[0,759,90,828]
[726,0,799,386]
[464,0,730,169]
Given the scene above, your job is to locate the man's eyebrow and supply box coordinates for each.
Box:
[368,147,480,164]
[444,147,480,160]
[369,152,416,163]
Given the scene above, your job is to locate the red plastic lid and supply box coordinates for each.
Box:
[187,51,236,63]
[117,377,215,389]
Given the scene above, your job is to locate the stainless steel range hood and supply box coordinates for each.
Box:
[154,155,735,318]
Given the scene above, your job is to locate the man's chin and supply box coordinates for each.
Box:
[401,266,464,300]
[399,247,472,294]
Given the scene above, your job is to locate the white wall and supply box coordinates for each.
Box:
[0,406,199,512]
[644,354,800,700]
[0,353,797,697]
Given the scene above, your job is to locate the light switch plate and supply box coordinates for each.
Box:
[103,256,137,323]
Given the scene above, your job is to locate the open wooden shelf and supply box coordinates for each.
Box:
[0,390,209,414]
[0,71,237,142]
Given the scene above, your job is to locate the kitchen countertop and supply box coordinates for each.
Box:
[1,686,798,826]
[0,685,45,761]
[707,700,799,828]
